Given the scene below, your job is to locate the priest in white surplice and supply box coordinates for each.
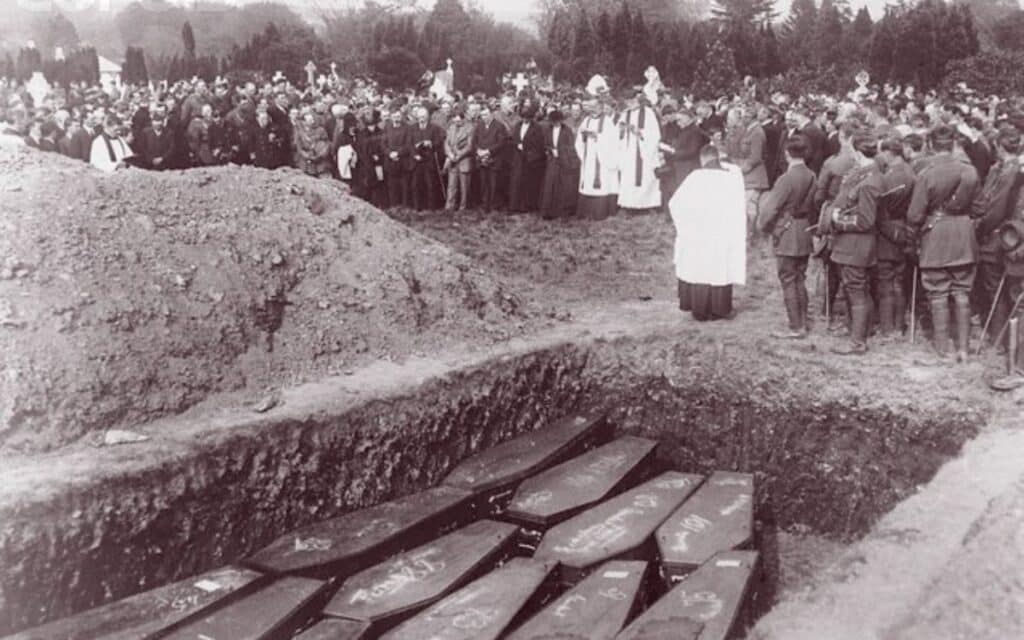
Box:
[575,98,620,220]
[669,145,747,322]
[617,92,662,212]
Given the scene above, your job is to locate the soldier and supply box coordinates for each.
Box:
[969,125,1024,349]
[814,122,858,331]
[823,131,885,355]
[737,104,769,243]
[757,135,817,339]
[906,125,980,362]
[874,137,916,338]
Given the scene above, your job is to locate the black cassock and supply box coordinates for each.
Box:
[540,124,580,219]
[508,120,546,212]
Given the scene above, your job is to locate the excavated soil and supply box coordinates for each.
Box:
[1,145,1021,637]
[0,145,560,453]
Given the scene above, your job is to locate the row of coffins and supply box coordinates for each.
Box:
[9,410,759,640]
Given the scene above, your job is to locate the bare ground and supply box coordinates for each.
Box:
[3,144,1023,637]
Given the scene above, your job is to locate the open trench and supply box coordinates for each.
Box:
[0,330,987,637]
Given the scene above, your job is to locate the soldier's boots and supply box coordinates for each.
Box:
[930,300,955,361]
[775,288,807,339]
[954,295,971,363]
[877,286,896,337]
[832,302,870,356]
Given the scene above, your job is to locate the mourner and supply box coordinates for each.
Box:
[17,58,1024,374]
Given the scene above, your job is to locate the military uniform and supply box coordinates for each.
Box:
[969,156,1024,344]
[906,153,980,357]
[814,149,856,322]
[875,158,916,336]
[826,163,885,353]
[757,160,817,335]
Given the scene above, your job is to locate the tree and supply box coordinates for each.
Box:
[692,37,740,98]
[846,6,874,60]
[945,48,1024,95]
[547,9,573,60]
[756,23,784,77]
[368,46,426,89]
[994,10,1024,51]
[782,0,817,69]
[182,21,196,60]
[868,7,899,81]
[712,0,777,27]
[611,1,634,79]
[594,9,615,75]
[572,9,598,82]
[33,11,79,55]
[123,46,149,85]
[629,9,653,81]
[814,0,846,70]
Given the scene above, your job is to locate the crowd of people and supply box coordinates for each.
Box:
[6,69,1024,369]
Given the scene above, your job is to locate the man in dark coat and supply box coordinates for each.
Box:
[968,126,1023,348]
[539,110,580,219]
[658,107,708,209]
[62,113,95,162]
[508,105,545,213]
[136,107,178,170]
[822,131,885,356]
[758,135,818,339]
[474,104,510,212]
[781,106,828,175]
[382,109,412,209]
[874,138,916,338]
[409,106,446,211]
[907,125,981,361]
[354,111,387,209]
[251,110,283,169]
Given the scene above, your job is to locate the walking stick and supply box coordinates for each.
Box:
[433,154,448,201]
[987,290,1024,358]
[909,265,918,344]
[824,260,831,325]
[976,273,1007,355]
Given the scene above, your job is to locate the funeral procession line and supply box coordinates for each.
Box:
[8,411,760,640]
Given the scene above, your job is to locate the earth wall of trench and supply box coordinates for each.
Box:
[0,334,986,636]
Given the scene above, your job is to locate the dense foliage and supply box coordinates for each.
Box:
[1,0,1023,96]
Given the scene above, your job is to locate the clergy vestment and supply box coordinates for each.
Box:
[669,161,747,321]
[617,104,662,211]
[575,113,620,220]
[89,134,132,173]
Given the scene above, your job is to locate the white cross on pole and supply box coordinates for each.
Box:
[512,72,529,95]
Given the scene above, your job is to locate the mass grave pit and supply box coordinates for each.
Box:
[0,566,263,640]
[656,471,755,583]
[505,560,649,640]
[321,519,519,633]
[443,409,613,514]
[505,436,659,548]
[158,575,329,640]
[615,550,760,640]
[293,617,372,640]
[534,470,704,585]
[244,485,475,579]
[378,557,557,640]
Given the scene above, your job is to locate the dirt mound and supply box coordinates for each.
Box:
[0,145,548,453]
